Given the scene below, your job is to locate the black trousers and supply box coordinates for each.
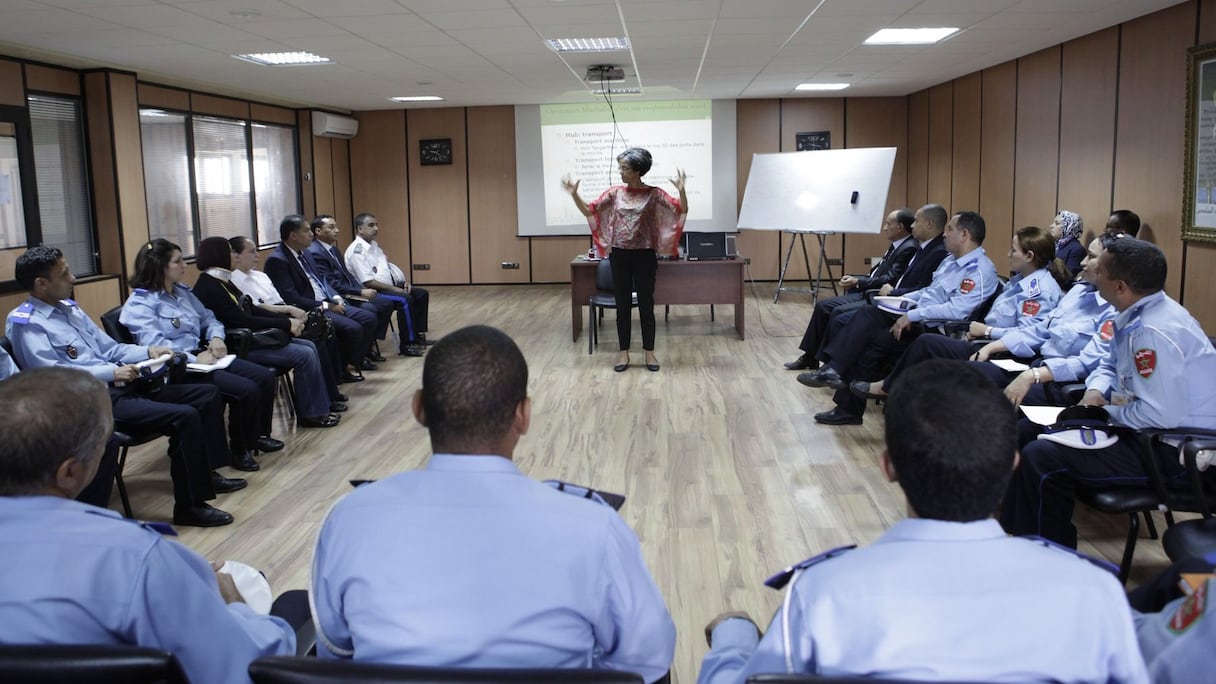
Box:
[999,430,1186,548]
[823,305,924,416]
[185,359,275,453]
[963,360,1073,406]
[609,248,658,351]
[105,383,224,507]
[326,306,377,367]
[881,334,974,393]
[798,291,867,355]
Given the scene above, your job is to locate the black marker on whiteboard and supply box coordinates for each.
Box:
[850,191,859,204]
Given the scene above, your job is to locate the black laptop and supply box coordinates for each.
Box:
[683,232,736,261]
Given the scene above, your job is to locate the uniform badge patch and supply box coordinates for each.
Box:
[171,317,181,329]
[1099,320,1115,341]
[353,243,364,254]
[960,278,976,294]
[372,266,378,273]
[1021,300,1041,316]
[65,345,78,359]
[1135,348,1157,378]
[1168,580,1207,634]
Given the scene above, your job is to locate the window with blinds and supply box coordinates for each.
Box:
[28,95,96,276]
[193,115,252,246]
[252,123,298,246]
[140,109,195,256]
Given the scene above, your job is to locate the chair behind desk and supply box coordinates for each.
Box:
[249,656,644,684]
[0,644,186,684]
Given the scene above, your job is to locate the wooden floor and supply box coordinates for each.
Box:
[118,282,1175,683]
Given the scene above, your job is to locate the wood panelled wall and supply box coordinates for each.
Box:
[904,0,1215,329]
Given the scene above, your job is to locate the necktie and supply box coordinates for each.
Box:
[871,244,895,277]
[298,252,329,301]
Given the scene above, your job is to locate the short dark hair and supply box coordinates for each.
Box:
[1109,209,1141,237]
[279,214,310,243]
[0,367,112,496]
[195,236,232,271]
[310,214,335,234]
[353,213,376,231]
[954,210,987,245]
[920,204,948,233]
[14,246,64,291]
[229,236,254,255]
[1104,237,1166,294]
[421,325,528,453]
[894,208,915,232]
[128,238,180,291]
[617,147,653,176]
[884,360,1017,522]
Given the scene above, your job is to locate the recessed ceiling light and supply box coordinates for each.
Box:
[864,27,959,45]
[389,96,444,102]
[546,37,630,52]
[795,83,850,91]
[234,51,331,66]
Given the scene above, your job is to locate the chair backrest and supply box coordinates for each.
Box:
[0,335,14,360]
[248,656,644,684]
[967,279,1005,323]
[595,258,614,293]
[0,644,186,684]
[100,305,135,344]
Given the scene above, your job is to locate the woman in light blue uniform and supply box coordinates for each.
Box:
[120,239,281,470]
[854,225,1072,399]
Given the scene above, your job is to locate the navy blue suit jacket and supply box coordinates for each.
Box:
[307,241,364,296]
[891,234,948,296]
[854,237,920,291]
[264,244,333,310]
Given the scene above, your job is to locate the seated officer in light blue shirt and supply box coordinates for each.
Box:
[1001,238,1216,548]
[698,360,1147,684]
[311,325,676,683]
[0,367,298,684]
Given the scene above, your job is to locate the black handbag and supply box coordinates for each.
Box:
[249,328,292,350]
[299,308,334,342]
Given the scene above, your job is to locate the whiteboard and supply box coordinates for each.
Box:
[737,147,896,234]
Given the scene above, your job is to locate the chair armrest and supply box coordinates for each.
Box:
[1182,438,1216,518]
[1135,428,1216,513]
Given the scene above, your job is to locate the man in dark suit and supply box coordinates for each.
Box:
[264,214,378,383]
[785,208,918,371]
[305,215,412,360]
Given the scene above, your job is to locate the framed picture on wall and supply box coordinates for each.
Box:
[1183,42,1216,244]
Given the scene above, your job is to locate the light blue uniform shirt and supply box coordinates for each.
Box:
[1085,291,1216,430]
[905,247,1000,324]
[0,346,16,380]
[1135,577,1215,684]
[0,496,294,684]
[999,282,1116,383]
[983,267,1063,338]
[119,285,225,361]
[6,297,148,383]
[698,518,1148,684]
[312,454,675,683]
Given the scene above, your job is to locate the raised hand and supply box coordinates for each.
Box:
[561,174,581,195]
[670,168,687,192]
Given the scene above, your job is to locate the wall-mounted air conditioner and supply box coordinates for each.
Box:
[311,111,359,139]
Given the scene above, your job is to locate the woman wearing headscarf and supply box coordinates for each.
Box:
[1050,210,1085,279]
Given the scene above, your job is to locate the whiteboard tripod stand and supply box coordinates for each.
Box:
[774,230,840,304]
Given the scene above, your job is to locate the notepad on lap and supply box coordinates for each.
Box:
[187,353,236,373]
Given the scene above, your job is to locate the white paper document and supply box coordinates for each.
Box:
[187,353,236,373]
[1020,405,1064,426]
[990,358,1030,372]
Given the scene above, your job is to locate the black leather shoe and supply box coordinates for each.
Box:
[784,354,818,371]
[417,334,435,346]
[230,451,260,472]
[360,359,378,371]
[173,502,234,527]
[849,380,887,400]
[398,345,425,357]
[367,351,387,362]
[254,436,284,453]
[340,371,365,383]
[797,367,845,389]
[329,402,348,413]
[332,392,349,402]
[646,362,660,372]
[814,408,864,425]
[298,414,340,428]
[210,472,248,494]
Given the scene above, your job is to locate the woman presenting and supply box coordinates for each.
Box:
[563,147,687,372]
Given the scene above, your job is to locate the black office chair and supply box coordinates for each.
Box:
[588,258,637,355]
[1159,437,1216,561]
[1077,427,1216,582]
[248,656,644,684]
[0,644,186,684]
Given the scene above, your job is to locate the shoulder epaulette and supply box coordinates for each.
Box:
[7,301,34,325]
[60,298,77,307]
[543,479,626,510]
[1021,535,1118,576]
[175,282,191,292]
[133,288,149,295]
[764,544,857,589]
[83,508,177,536]
[353,243,364,254]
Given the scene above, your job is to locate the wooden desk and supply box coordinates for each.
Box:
[570,257,745,342]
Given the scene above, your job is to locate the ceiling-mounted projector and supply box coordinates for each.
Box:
[585,65,625,82]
